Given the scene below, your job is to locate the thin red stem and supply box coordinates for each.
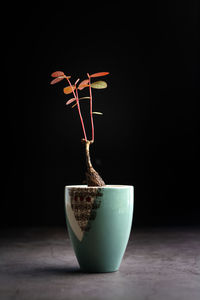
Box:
[75,88,87,141]
[65,76,87,141]
[88,74,94,142]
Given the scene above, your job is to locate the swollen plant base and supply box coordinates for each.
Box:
[86,167,105,187]
[83,139,105,187]
[65,185,134,273]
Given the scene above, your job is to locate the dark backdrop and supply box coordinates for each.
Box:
[1,1,199,227]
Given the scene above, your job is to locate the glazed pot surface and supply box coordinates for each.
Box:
[65,185,134,273]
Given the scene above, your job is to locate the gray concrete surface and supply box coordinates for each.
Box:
[0,226,200,300]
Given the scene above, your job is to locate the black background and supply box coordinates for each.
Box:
[1,1,199,227]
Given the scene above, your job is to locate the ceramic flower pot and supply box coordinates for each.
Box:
[64,185,134,273]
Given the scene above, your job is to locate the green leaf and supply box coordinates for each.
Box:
[91,81,107,89]
[79,97,91,100]
[92,112,103,115]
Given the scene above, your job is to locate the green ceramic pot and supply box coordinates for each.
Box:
[64,185,134,273]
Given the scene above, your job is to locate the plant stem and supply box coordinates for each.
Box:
[65,75,87,141]
[83,139,105,186]
[87,74,94,142]
[85,140,93,170]
[75,87,87,141]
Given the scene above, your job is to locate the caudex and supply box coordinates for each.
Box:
[50,71,109,187]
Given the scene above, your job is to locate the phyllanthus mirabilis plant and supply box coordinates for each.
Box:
[50,71,109,187]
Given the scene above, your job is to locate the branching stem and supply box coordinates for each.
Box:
[65,75,87,141]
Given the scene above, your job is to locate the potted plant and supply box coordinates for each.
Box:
[50,71,134,272]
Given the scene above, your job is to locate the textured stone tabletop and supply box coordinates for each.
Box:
[0,226,200,300]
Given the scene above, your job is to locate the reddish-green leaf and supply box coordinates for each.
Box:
[63,85,75,94]
[66,97,76,105]
[50,76,65,85]
[78,79,89,90]
[91,81,107,89]
[90,72,109,78]
[51,71,65,77]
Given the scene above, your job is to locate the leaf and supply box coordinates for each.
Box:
[78,79,89,90]
[91,81,107,89]
[63,85,75,94]
[90,72,109,78]
[93,112,103,115]
[51,71,65,77]
[79,96,91,100]
[66,97,76,105]
[75,78,80,85]
[50,76,65,85]
[71,103,77,108]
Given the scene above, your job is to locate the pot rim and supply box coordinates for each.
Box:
[65,185,133,189]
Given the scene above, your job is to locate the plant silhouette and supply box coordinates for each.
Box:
[50,71,109,186]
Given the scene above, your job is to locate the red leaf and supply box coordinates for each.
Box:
[66,97,76,105]
[50,76,65,85]
[90,72,109,78]
[78,79,89,90]
[63,85,75,95]
[51,71,65,77]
